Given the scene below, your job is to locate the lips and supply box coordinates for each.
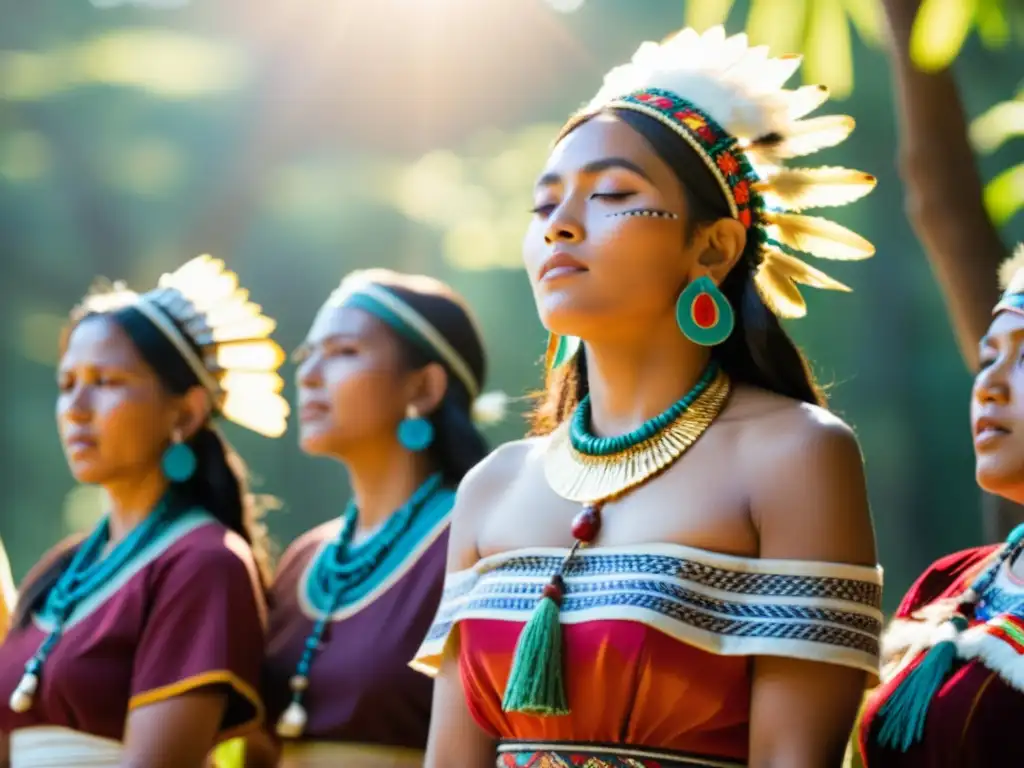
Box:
[298,402,329,422]
[64,434,96,453]
[538,251,587,282]
[974,415,1011,449]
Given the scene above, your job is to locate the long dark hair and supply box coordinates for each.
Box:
[370,275,490,488]
[530,109,824,434]
[15,305,272,628]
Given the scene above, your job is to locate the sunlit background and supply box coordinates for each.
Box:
[2,0,1022,621]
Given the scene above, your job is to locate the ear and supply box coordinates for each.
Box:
[406,362,450,417]
[690,217,748,284]
[174,386,214,440]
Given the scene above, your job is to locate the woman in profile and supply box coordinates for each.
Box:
[859,244,1024,765]
[414,26,883,768]
[252,270,497,768]
[0,255,287,767]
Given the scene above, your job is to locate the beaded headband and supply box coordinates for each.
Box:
[557,25,877,324]
[76,255,289,438]
[994,243,1024,316]
[325,272,506,424]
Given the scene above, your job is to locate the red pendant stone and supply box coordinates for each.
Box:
[692,292,718,329]
[571,504,602,543]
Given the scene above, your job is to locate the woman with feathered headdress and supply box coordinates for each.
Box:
[859,245,1024,765]
[412,26,883,767]
[0,255,287,767]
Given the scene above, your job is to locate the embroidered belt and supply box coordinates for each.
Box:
[496,741,745,768]
[280,740,424,768]
[11,726,122,767]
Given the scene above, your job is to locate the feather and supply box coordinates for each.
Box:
[785,84,830,120]
[754,266,807,318]
[998,243,1024,291]
[211,316,278,343]
[221,391,290,438]
[754,166,876,211]
[214,340,286,372]
[219,371,285,395]
[762,248,851,292]
[750,115,855,160]
[764,212,875,260]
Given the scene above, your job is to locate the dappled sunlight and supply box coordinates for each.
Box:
[0,29,246,101]
[102,137,185,195]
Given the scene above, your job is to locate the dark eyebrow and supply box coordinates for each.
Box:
[536,157,654,188]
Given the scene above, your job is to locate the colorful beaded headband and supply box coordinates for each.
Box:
[76,255,289,438]
[556,25,877,324]
[994,243,1024,316]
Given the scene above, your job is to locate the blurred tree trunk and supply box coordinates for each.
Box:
[880,0,1022,540]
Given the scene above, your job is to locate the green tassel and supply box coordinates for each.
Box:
[875,616,967,752]
[501,591,569,716]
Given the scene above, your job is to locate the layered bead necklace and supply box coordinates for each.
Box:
[502,362,731,715]
[9,499,173,713]
[276,472,445,738]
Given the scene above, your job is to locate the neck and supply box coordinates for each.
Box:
[342,443,436,533]
[102,467,170,543]
[584,325,712,437]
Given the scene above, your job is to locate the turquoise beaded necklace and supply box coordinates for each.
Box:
[568,362,719,455]
[9,498,174,713]
[276,472,445,738]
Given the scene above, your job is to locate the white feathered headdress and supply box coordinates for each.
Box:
[558,25,877,321]
[77,255,290,438]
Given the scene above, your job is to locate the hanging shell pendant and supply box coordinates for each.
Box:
[275,674,309,737]
[9,672,38,713]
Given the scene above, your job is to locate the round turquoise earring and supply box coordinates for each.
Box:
[397,405,434,452]
[676,275,734,346]
[161,431,196,483]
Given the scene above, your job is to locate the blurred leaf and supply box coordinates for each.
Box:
[841,0,885,47]
[984,162,1024,224]
[804,0,854,99]
[684,0,736,31]
[976,0,1011,47]
[910,0,978,72]
[747,0,807,55]
[970,97,1024,153]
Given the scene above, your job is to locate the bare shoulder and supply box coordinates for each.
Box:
[730,387,875,567]
[446,437,548,569]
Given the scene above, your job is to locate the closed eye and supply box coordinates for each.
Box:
[592,191,636,201]
[530,203,556,216]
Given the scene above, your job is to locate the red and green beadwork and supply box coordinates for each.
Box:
[618,89,764,233]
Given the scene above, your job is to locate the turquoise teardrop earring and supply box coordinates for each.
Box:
[546,334,581,371]
[161,430,196,483]
[397,405,434,452]
[676,275,734,346]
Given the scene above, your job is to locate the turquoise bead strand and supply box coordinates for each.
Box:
[569,363,719,457]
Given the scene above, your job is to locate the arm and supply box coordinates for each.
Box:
[880,0,1005,372]
[747,413,878,768]
[423,445,526,768]
[122,541,267,768]
[241,729,280,768]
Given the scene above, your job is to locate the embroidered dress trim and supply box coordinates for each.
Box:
[296,489,453,622]
[496,741,744,767]
[31,510,214,633]
[411,543,883,677]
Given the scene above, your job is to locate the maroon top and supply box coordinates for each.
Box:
[859,544,1024,766]
[0,513,267,741]
[264,514,450,749]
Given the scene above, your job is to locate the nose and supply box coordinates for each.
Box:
[59,384,91,425]
[974,364,1010,406]
[544,206,585,246]
[296,353,322,389]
